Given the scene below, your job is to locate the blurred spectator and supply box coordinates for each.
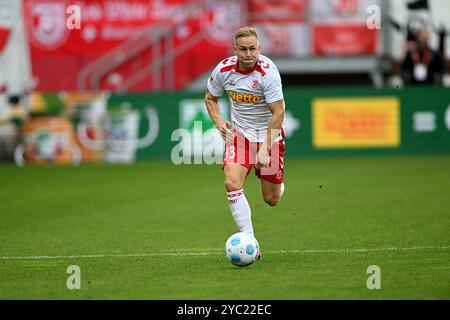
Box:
[401,27,444,85]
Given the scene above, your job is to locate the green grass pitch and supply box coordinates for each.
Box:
[0,155,449,299]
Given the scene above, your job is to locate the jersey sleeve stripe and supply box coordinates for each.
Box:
[220,65,235,73]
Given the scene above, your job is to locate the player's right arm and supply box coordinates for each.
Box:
[205,61,234,142]
[205,90,232,141]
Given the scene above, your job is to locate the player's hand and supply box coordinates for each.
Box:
[217,121,234,142]
[256,148,270,169]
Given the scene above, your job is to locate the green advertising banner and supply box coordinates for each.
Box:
[108,92,230,162]
[107,87,450,161]
[283,87,450,156]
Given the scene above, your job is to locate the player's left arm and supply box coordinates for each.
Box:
[256,62,284,168]
[265,99,285,149]
[257,99,285,168]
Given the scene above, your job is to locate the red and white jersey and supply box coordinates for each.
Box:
[207,54,285,143]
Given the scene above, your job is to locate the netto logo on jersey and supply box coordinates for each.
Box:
[228,91,261,104]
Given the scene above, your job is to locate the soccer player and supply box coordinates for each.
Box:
[204,26,286,251]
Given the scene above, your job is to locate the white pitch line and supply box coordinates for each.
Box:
[0,252,219,260]
[0,246,449,261]
[270,246,450,254]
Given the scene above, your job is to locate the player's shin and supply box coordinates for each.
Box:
[226,189,254,237]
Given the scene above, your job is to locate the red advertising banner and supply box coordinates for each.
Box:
[248,0,308,23]
[310,0,379,55]
[23,0,243,91]
[24,0,192,55]
[312,24,378,55]
[255,23,310,57]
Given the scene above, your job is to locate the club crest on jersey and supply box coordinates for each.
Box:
[251,80,259,89]
[228,90,261,104]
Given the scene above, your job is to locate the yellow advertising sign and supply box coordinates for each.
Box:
[313,97,400,149]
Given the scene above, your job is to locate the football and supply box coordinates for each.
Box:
[224,232,260,267]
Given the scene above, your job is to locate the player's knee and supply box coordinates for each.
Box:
[264,194,280,207]
[224,178,242,191]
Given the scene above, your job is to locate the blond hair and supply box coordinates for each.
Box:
[234,26,259,45]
